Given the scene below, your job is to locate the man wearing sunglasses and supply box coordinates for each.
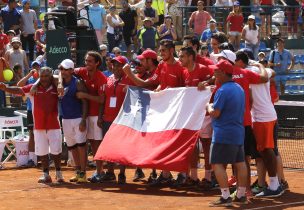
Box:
[268,38,294,95]
[140,0,159,24]
[58,59,89,183]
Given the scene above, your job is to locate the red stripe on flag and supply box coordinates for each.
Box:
[94,124,199,172]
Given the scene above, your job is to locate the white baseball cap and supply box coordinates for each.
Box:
[214,50,236,64]
[248,15,256,20]
[99,44,107,51]
[60,59,74,69]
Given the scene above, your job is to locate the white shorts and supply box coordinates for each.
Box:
[199,115,213,139]
[62,118,87,147]
[87,116,103,140]
[229,31,241,36]
[33,129,62,156]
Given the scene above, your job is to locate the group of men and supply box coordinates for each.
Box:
[0,35,287,206]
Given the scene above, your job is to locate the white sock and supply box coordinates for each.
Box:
[190,168,198,180]
[237,187,246,198]
[205,170,212,181]
[29,152,35,160]
[221,188,230,199]
[269,176,280,191]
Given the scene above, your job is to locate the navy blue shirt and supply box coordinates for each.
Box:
[138,26,158,50]
[0,5,21,33]
[212,81,245,145]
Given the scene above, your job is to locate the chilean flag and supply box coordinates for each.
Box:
[95,86,211,172]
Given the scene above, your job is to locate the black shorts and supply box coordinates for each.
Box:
[261,6,272,15]
[244,126,260,158]
[26,110,34,130]
[210,143,245,164]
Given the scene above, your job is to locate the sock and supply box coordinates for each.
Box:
[269,176,280,191]
[29,152,35,160]
[237,187,246,198]
[190,168,198,180]
[205,170,212,181]
[221,188,230,199]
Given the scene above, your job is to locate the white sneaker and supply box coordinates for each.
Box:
[55,170,64,183]
[38,173,52,183]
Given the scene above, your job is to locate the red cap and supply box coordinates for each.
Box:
[111,56,128,65]
[208,60,234,74]
[137,50,157,60]
[48,0,55,4]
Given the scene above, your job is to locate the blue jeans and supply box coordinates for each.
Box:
[245,43,259,60]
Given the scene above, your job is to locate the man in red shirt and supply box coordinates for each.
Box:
[66,51,107,183]
[0,67,63,183]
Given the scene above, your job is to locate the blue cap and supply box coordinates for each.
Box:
[22,0,30,6]
[106,52,115,59]
[233,1,240,6]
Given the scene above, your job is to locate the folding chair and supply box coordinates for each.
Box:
[0,116,28,168]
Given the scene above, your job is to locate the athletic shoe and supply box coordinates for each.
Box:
[56,170,64,183]
[232,195,248,204]
[70,171,80,182]
[149,172,173,187]
[88,172,103,183]
[100,171,116,182]
[281,180,289,191]
[251,184,267,195]
[228,176,237,187]
[38,173,52,184]
[200,178,217,191]
[183,178,200,188]
[77,171,87,183]
[133,168,145,182]
[147,171,158,183]
[209,197,232,207]
[26,159,36,168]
[118,173,126,184]
[171,173,186,188]
[255,186,285,198]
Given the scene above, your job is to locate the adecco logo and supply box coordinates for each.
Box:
[48,46,68,54]
[4,120,19,125]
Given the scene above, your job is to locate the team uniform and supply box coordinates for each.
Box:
[195,54,214,66]
[74,67,107,140]
[60,76,87,148]
[22,84,61,156]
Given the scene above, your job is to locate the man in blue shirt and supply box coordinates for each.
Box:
[207,60,247,207]
[0,0,21,35]
[200,19,218,52]
[268,38,294,94]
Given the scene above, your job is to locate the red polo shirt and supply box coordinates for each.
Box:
[74,67,107,116]
[196,55,214,66]
[184,63,213,87]
[22,84,60,130]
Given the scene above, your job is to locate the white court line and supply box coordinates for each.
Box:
[246,201,304,210]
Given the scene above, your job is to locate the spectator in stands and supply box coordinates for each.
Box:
[280,0,301,39]
[258,52,266,62]
[137,17,159,52]
[151,0,165,26]
[258,0,274,38]
[20,0,38,62]
[5,37,29,75]
[213,0,232,32]
[0,24,9,57]
[199,43,209,57]
[99,44,108,72]
[268,38,294,94]
[166,0,184,41]
[200,19,218,52]
[106,5,124,52]
[34,23,46,57]
[139,0,159,25]
[188,0,212,38]
[158,15,177,41]
[0,0,21,35]
[242,15,259,60]
[119,0,138,59]
[103,52,114,77]
[12,63,23,85]
[88,0,107,45]
[112,47,122,57]
[226,1,243,50]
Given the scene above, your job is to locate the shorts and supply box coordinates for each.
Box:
[244,126,260,158]
[123,30,136,47]
[27,110,34,130]
[199,116,213,139]
[33,129,62,156]
[87,116,103,140]
[62,118,87,148]
[252,120,276,152]
[261,6,272,15]
[228,31,241,36]
[210,143,245,164]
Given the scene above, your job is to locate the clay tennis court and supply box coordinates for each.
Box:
[0,164,304,210]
